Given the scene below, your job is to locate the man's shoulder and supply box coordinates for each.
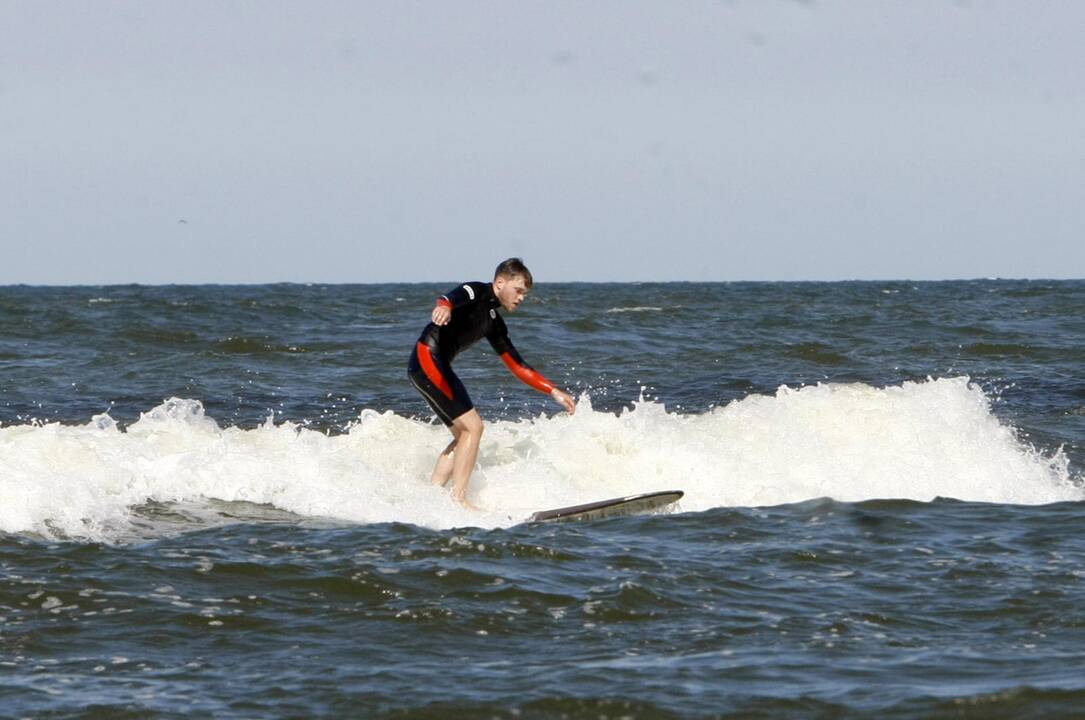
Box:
[457,281,491,299]
[441,281,491,304]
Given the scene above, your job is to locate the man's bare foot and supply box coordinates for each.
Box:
[453,492,481,511]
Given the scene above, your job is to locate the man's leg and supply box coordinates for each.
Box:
[448,409,484,508]
[431,435,460,488]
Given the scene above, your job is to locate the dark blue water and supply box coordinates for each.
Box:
[2,280,1084,717]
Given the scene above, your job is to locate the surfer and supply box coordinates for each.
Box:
[408,258,576,509]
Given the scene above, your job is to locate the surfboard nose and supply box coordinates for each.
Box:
[528,490,684,523]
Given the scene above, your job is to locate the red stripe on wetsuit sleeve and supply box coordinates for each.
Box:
[417,342,454,399]
[436,297,453,310]
[500,352,555,394]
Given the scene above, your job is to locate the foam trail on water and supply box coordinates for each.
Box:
[0,378,1079,541]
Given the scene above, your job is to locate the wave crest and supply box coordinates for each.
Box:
[0,377,1078,540]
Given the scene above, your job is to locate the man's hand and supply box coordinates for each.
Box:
[432,304,451,326]
[551,388,576,415]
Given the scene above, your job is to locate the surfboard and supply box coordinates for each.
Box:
[529,490,684,523]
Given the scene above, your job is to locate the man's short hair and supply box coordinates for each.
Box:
[494,257,533,288]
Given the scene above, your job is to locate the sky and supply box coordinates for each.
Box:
[1,1,1083,284]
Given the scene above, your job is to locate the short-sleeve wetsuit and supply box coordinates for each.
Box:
[407,281,556,426]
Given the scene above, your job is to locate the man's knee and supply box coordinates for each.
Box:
[454,410,484,438]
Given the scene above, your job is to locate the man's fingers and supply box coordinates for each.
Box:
[554,392,575,415]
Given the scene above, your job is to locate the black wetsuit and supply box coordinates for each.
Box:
[407,281,554,426]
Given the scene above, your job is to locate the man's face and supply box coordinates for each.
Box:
[494,274,530,311]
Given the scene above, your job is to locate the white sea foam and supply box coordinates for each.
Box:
[0,378,1079,540]
[605,306,665,313]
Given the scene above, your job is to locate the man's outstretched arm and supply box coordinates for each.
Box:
[496,343,576,414]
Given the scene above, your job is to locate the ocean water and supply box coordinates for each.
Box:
[2,280,1084,717]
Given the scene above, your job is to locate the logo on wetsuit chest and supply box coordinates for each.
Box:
[490,309,496,319]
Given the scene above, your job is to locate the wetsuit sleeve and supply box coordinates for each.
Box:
[487,317,556,395]
[436,282,486,311]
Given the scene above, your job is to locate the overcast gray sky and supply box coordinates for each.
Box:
[2,1,1083,284]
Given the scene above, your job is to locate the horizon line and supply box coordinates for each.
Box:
[2,276,1082,289]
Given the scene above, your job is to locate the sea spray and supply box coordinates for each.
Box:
[0,377,1077,541]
